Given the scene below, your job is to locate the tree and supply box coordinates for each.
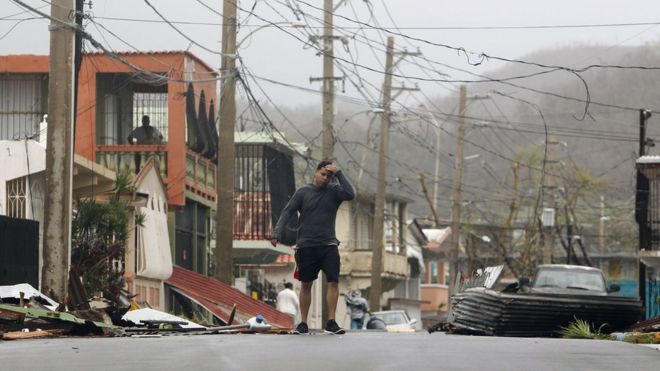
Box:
[471,145,607,279]
[70,171,137,302]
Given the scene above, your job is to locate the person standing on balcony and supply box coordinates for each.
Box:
[128,115,164,145]
[271,160,355,335]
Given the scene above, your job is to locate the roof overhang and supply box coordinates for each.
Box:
[73,154,116,198]
[232,240,295,265]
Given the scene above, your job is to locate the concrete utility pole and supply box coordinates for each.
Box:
[369,37,394,311]
[599,195,606,253]
[321,0,334,160]
[636,109,652,303]
[542,133,559,264]
[215,0,238,285]
[41,0,76,302]
[448,85,467,304]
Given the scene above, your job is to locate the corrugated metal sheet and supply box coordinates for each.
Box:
[448,288,643,337]
[165,266,293,329]
[0,74,46,140]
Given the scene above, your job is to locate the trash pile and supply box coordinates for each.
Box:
[610,316,660,344]
[0,283,275,341]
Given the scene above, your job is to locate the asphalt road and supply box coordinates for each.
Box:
[1,331,658,371]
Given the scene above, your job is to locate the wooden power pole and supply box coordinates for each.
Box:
[369,36,394,311]
[448,85,467,304]
[41,0,76,302]
[215,0,238,285]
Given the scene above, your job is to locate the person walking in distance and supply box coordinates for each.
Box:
[344,290,369,330]
[276,282,300,324]
[271,160,355,334]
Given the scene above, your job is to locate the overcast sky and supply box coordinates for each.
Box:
[3,0,660,109]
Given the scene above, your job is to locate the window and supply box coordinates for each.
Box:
[97,74,168,145]
[132,92,168,141]
[0,74,47,140]
[430,261,438,284]
[6,177,27,219]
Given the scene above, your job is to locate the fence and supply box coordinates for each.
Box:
[647,278,660,319]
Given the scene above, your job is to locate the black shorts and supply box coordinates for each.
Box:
[295,245,340,283]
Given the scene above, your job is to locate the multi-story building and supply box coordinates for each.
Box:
[0,51,296,309]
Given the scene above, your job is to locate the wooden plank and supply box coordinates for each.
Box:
[2,329,63,340]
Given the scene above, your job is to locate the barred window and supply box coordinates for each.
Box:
[132,92,168,142]
[6,176,27,219]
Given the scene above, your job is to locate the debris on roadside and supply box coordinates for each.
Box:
[447,265,642,337]
[122,308,205,330]
[607,315,660,344]
[1,282,281,340]
[2,328,64,340]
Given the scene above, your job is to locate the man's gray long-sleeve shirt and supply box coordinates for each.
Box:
[273,171,355,248]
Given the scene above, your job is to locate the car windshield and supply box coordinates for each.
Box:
[533,268,606,291]
[374,312,408,325]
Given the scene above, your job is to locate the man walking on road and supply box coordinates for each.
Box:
[276,282,300,323]
[271,160,355,335]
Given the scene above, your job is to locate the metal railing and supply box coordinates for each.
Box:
[233,191,271,240]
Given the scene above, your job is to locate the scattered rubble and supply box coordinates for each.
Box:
[1,283,277,341]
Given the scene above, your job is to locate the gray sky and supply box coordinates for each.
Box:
[3,0,660,110]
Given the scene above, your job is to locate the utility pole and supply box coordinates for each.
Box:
[215,0,238,285]
[308,0,345,160]
[542,134,560,264]
[599,195,606,253]
[41,0,76,302]
[636,109,652,303]
[369,36,394,311]
[321,0,334,160]
[448,85,467,304]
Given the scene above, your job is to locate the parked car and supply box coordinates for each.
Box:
[365,310,417,332]
[528,264,620,296]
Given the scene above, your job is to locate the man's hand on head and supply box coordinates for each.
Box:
[324,162,339,174]
[270,238,278,247]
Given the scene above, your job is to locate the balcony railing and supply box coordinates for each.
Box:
[96,145,167,177]
[186,150,216,189]
[185,150,216,199]
[340,250,408,278]
[233,191,272,240]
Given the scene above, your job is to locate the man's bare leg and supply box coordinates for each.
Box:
[300,281,313,323]
[327,282,339,320]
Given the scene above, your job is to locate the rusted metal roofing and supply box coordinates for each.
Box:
[166,266,293,329]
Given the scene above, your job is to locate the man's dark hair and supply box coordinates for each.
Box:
[284,282,293,289]
[316,160,332,170]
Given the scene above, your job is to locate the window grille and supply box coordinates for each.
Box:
[6,176,27,219]
[132,92,168,141]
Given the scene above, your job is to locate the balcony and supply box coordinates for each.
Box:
[233,191,272,241]
[96,145,167,177]
[340,250,408,279]
[185,150,216,202]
